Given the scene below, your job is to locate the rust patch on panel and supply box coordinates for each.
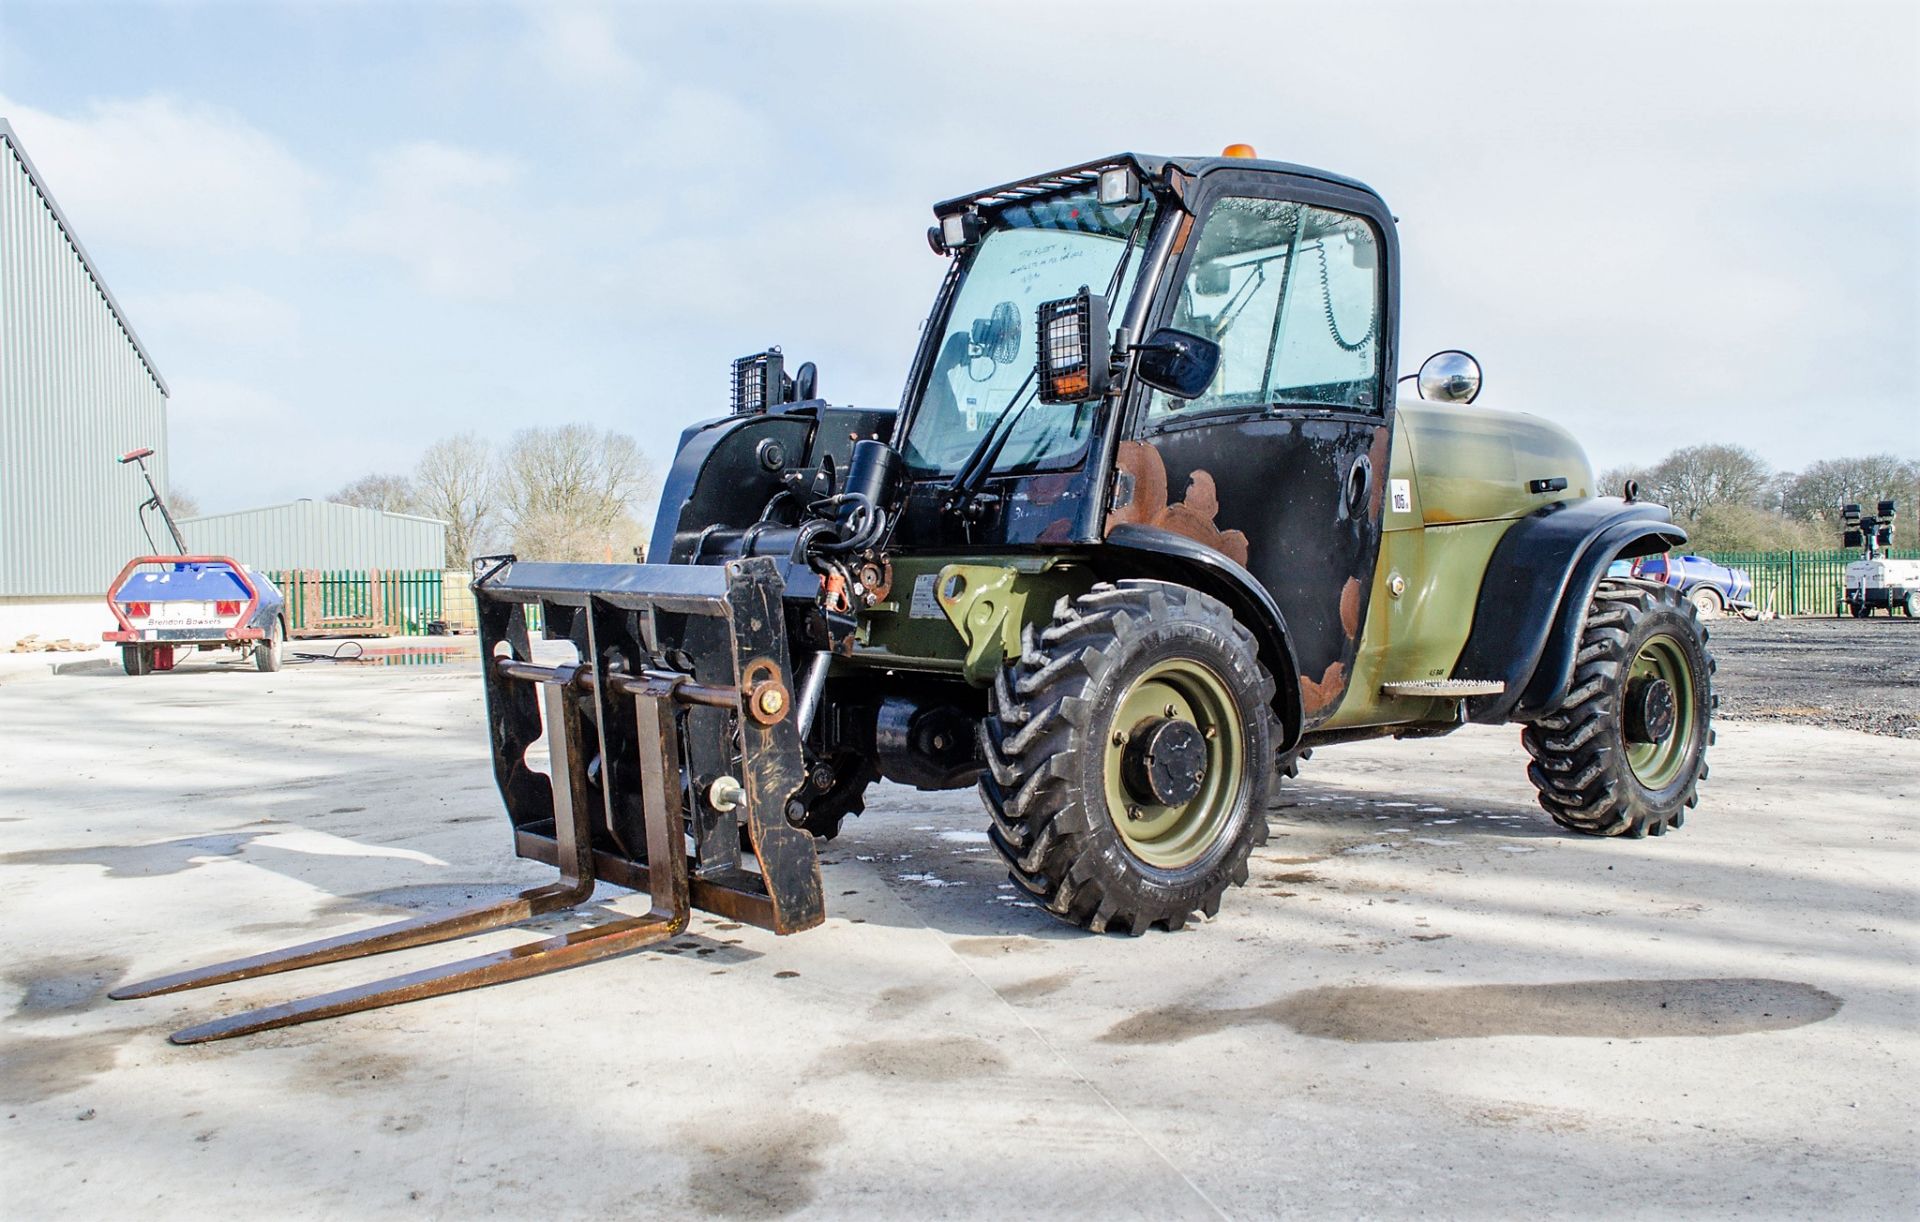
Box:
[1338,577,1363,638]
[1106,441,1250,565]
[1300,660,1347,716]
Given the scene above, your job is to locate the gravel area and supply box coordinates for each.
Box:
[1708,615,1920,738]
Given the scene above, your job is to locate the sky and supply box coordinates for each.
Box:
[1,0,1915,514]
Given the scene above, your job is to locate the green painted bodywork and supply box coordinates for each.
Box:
[1321,399,1598,731]
[846,402,1598,734]
[850,555,1090,682]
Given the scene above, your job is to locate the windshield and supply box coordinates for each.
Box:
[902,190,1157,474]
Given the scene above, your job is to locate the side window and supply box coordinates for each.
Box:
[1146,197,1381,423]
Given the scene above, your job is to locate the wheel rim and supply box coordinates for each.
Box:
[1624,634,1696,789]
[1102,658,1244,868]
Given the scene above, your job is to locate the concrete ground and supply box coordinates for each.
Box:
[0,657,1913,1218]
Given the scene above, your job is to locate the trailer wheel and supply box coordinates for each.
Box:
[255,619,284,673]
[121,645,151,677]
[979,581,1274,934]
[1905,591,1919,617]
[1523,579,1714,838]
[1687,585,1723,618]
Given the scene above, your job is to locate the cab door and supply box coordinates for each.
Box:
[1105,176,1397,726]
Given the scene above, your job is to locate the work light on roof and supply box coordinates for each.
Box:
[940,211,982,250]
[1097,166,1140,205]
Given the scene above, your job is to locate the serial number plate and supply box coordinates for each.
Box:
[910,574,943,619]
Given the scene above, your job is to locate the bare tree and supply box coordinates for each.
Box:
[1638,444,1773,522]
[331,473,416,514]
[1779,454,1920,531]
[1596,464,1649,500]
[496,425,657,563]
[412,434,497,569]
[167,485,202,520]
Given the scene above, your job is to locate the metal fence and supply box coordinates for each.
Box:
[1696,549,1919,616]
[267,569,444,637]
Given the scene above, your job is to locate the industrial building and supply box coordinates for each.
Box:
[1,118,172,612]
[179,500,446,572]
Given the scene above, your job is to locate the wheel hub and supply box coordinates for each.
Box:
[1625,675,1676,744]
[1121,717,1206,806]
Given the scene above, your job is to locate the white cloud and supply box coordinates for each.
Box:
[338,142,532,300]
[524,4,643,89]
[0,93,318,252]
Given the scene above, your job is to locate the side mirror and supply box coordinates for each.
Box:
[1035,287,1111,403]
[1132,327,1221,400]
[1416,350,1482,404]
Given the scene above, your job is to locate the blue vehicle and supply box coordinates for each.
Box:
[101,449,288,675]
[1609,553,1757,619]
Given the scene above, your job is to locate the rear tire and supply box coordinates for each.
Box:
[255,619,284,673]
[979,581,1274,934]
[121,645,150,677]
[1523,579,1714,838]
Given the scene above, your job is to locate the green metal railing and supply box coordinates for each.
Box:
[1695,549,1919,616]
[268,569,445,636]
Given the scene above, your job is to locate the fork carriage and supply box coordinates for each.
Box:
[113,556,824,1043]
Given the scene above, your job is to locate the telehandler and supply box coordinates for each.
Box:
[114,149,1714,1042]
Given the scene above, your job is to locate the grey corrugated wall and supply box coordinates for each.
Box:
[1,121,172,598]
[177,501,447,571]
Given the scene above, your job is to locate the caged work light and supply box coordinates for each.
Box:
[1036,287,1110,404]
[732,349,786,416]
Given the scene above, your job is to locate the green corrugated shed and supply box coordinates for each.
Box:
[180,500,447,571]
[1,118,173,598]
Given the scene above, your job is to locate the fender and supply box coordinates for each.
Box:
[1095,523,1306,751]
[1453,498,1685,724]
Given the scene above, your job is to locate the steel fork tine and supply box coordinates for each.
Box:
[114,680,602,1003]
[107,879,590,1000]
[168,908,686,1044]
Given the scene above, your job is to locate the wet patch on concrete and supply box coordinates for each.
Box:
[288,1048,413,1095]
[347,881,522,911]
[0,834,249,877]
[1272,871,1323,885]
[868,983,946,1020]
[683,1109,843,1219]
[1100,978,1843,1045]
[816,1035,1009,1081]
[0,1029,129,1104]
[997,970,1075,1002]
[8,953,129,1017]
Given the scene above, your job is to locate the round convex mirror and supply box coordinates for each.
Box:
[1417,350,1483,403]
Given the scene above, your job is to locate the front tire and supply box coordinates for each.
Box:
[1523,579,1714,838]
[121,645,151,677]
[979,581,1275,934]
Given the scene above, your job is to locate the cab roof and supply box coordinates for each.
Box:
[932,152,1384,218]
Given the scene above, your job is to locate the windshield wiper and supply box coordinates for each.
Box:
[946,369,1036,506]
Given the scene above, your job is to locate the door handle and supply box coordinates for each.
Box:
[1528,476,1569,494]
